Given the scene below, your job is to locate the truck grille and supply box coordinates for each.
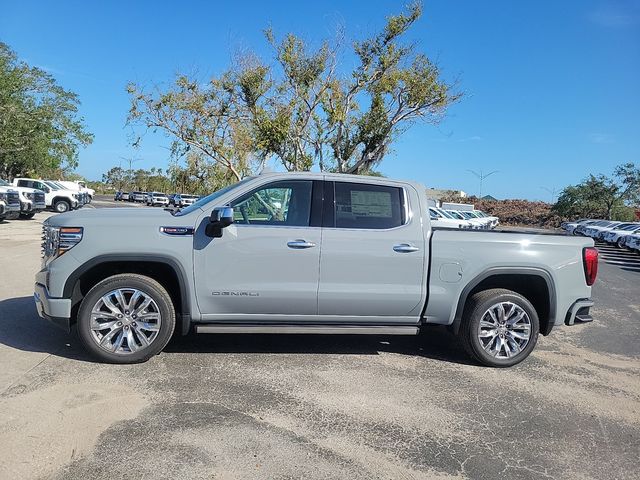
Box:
[7,192,20,206]
[34,192,45,203]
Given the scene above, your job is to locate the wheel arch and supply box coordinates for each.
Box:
[52,196,71,206]
[64,254,192,335]
[451,267,556,336]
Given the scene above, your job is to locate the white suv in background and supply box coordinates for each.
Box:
[13,178,80,213]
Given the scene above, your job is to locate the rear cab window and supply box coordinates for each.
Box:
[333,182,405,229]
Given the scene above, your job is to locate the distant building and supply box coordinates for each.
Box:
[425,188,468,200]
[481,194,498,201]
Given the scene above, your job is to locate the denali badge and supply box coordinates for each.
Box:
[212,291,260,297]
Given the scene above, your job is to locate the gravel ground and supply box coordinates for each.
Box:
[0,203,638,480]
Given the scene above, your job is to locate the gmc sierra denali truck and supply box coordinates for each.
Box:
[34,173,598,366]
[0,185,21,219]
[0,179,46,219]
[13,178,80,213]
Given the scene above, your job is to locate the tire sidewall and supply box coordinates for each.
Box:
[466,291,540,367]
[77,275,176,363]
[55,201,70,213]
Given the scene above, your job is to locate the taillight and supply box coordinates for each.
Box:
[583,247,598,286]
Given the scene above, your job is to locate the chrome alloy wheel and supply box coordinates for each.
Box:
[89,288,162,355]
[478,301,531,359]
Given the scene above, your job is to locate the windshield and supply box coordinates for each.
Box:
[0,179,10,187]
[447,210,465,220]
[437,208,456,219]
[173,177,254,217]
[44,181,61,190]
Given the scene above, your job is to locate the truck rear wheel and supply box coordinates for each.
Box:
[77,274,176,364]
[460,288,539,367]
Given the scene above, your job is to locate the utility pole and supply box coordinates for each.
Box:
[540,186,559,203]
[119,156,142,189]
[467,169,498,198]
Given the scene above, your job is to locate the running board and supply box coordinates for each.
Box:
[194,324,419,335]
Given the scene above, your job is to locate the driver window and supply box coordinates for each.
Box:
[231,181,312,227]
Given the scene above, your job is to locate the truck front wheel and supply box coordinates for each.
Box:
[77,274,176,364]
[53,200,70,213]
[460,288,539,367]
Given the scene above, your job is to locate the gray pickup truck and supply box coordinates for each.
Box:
[34,172,598,366]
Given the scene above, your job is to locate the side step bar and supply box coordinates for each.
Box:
[194,324,419,335]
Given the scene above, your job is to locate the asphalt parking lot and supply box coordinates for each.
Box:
[1,201,639,480]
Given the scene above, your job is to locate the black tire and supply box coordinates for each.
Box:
[459,288,539,367]
[77,274,176,364]
[53,200,70,213]
[19,212,36,219]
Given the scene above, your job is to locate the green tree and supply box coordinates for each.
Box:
[102,166,128,191]
[127,2,461,180]
[0,42,93,179]
[127,74,255,182]
[554,163,640,220]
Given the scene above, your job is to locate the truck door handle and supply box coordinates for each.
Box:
[287,239,316,249]
[393,243,419,253]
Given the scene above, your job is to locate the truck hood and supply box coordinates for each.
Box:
[47,207,197,227]
[7,185,40,195]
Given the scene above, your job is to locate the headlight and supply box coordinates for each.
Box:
[0,193,5,201]
[25,192,34,200]
[42,225,83,262]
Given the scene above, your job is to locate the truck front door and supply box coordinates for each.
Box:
[193,180,323,319]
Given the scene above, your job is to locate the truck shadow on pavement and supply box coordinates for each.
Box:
[0,296,89,361]
[0,296,475,366]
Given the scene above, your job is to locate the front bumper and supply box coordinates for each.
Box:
[34,282,72,331]
[565,299,594,326]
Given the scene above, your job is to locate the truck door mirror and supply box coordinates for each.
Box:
[205,207,234,238]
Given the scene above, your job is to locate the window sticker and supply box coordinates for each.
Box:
[350,190,392,217]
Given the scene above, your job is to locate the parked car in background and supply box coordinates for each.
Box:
[620,232,639,251]
[582,221,623,239]
[602,224,640,247]
[167,193,179,206]
[146,192,170,207]
[470,210,499,228]
[574,220,610,236]
[446,210,488,229]
[46,181,88,206]
[562,219,595,235]
[0,178,46,219]
[429,207,473,229]
[0,185,21,219]
[175,194,198,207]
[57,180,94,203]
[130,191,145,202]
[13,178,80,213]
[114,191,123,201]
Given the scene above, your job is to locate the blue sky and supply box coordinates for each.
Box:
[1,0,639,200]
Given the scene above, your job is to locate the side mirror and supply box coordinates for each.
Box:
[205,206,234,238]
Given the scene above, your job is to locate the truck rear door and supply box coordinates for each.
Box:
[317,180,426,319]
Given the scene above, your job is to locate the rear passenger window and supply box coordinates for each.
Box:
[334,182,404,229]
